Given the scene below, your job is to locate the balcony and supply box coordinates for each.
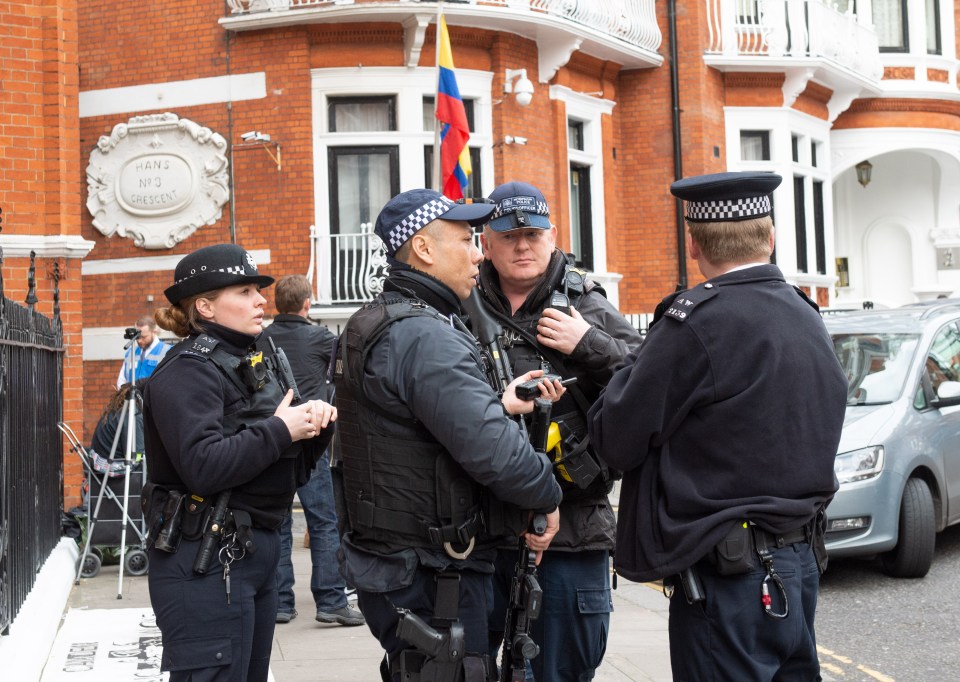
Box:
[221,0,663,79]
[703,0,883,119]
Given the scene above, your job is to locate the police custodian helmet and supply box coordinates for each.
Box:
[164,243,275,305]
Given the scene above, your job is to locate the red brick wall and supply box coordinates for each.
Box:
[1,0,85,507]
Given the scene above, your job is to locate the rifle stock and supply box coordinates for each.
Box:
[462,288,514,396]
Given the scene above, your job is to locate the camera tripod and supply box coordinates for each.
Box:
[75,328,150,598]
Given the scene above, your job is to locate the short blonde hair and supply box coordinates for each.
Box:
[687,216,773,265]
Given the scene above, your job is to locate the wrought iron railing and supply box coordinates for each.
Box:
[0,250,65,635]
[225,0,661,52]
[705,0,882,80]
[308,225,390,305]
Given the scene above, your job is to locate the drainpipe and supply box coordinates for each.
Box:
[668,0,687,291]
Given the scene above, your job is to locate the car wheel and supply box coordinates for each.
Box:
[881,477,936,578]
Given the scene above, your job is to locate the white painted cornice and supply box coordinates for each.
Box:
[0,235,96,259]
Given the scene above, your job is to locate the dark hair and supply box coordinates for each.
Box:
[274,275,312,315]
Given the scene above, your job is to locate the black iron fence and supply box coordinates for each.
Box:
[0,249,65,635]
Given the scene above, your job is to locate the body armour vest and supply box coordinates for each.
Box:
[335,293,484,554]
[150,333,307,529]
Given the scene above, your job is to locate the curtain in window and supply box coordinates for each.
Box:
[874,0,907,49]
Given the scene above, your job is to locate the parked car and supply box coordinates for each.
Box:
[823,300,960,577]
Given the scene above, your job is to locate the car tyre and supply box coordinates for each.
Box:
[881,477,935,578]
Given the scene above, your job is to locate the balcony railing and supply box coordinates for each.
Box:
[308,225,389,306]
[225,0,661,53]
[705,0,882,80]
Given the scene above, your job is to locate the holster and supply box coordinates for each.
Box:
[709,521,755,576]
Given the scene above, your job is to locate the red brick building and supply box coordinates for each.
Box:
[5,0,960,506]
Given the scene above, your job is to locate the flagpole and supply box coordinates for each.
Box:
[432,2,443,192]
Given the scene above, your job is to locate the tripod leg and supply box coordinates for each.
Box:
[116,396,138,599]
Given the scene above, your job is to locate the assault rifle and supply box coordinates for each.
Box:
[500,397,553,682]
[462,288,514,397]
[267,337,302,404]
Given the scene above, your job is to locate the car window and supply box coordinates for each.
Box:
[925,322,960,395]
[832,333,920,405]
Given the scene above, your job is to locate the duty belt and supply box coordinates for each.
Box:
[752,524,809,551]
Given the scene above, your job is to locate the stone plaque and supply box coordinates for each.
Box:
[86,113,230,249]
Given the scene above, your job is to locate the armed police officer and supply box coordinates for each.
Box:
[335,189,565,682]
[473,181,642,681]
[143,243,337,682]
[588,172,847,680]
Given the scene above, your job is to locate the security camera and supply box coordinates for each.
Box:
[241,131,270,142]
[513,77,534,107]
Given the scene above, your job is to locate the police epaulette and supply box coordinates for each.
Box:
[185,334,219,358]
[662,284,719,322]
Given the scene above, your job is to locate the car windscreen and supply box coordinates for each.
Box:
[832,333,920,405]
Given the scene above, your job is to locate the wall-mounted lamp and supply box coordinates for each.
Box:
[855,159,872,188]
[503,135,527,146]
[503,68,535,106]
[235,131,282,171]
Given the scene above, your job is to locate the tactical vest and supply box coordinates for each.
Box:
[150,333,306,529]
[493,264,617,498]
[335,293,484,554]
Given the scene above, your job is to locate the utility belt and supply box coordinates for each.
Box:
[352,497,485,561]
[667,509,828,621]
[143,485,258,570]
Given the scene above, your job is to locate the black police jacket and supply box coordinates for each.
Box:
[336,268,562,592]
[588,264,846,582]
[143,322,333,530]
[477,250,642,551]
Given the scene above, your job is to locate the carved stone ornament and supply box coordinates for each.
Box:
[85,113,230,249]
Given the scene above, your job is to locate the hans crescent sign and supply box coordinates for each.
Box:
[86,113,230,249]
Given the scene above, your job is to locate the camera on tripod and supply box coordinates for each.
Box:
[124,327,141,340]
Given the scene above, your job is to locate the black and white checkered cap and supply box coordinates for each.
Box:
[684,195,772,221]
[164,243,274,304]
[374,189,495,256]
[671,171,781,223]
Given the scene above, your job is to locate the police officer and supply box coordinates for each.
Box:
[588,172,847,680]
[143,243,337,682]
[336,188,564,682]
[475,181,642,681]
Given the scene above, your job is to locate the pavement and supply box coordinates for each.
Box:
[45,504,675,681]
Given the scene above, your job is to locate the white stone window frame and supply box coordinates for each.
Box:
[724,106,835,293]
[549,85,617,300]
[311,67,494,236]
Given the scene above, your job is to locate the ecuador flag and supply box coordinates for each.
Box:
[436,15,472,200]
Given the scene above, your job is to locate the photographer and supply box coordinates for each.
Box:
[143,243,336,682]
[116,316,169,388]
[475,181,642,681]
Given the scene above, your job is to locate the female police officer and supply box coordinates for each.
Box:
[143,243,336,682]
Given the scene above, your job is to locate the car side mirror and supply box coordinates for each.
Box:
[934,380,960,407]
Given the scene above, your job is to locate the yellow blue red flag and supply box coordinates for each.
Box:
[436,15,472,200]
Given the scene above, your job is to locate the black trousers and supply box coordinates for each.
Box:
[148,527,280,682]
[669,542,822,682]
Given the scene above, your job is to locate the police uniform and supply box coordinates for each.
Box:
[143,244,333,682]
[475,182,642,681]
[334,189,563,682]
[588,172,847,680]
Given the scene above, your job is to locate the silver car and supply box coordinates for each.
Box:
[823,300,960,577]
